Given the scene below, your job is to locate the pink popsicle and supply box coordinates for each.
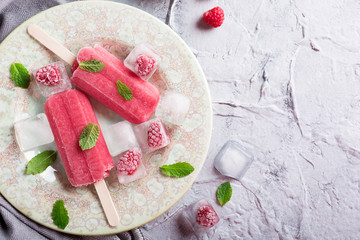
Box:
[71,45,160,124]
[45,89,114,187]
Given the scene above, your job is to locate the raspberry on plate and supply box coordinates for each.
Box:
[133,118,170,154]
[136,54,156,77]
[124,43,161,81]
[203,7,224,28]
[32,61,72,97]
[148,121,164,147]
[196,204,220,228]
[117,148,141,175]
[35,64,60,86]
[116,148,148,185]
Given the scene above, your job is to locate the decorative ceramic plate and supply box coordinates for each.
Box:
[0,1,212,236]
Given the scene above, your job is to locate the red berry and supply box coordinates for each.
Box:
[196,205,219,228]
[148,121,164,148]
[136,54,156,77]
[117,149,141,175]
[203,7,224,28]
[35,65,60,86]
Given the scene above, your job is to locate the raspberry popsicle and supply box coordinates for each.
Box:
[45,89,119,226]
[45,89,114,186]
[71,45,160,124]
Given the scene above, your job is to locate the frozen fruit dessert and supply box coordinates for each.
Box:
[45,89,113,187]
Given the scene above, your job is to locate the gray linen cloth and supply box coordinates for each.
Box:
[0,0,152,239]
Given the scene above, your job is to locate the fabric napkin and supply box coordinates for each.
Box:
[0,0,152,239]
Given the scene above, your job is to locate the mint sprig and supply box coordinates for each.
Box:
[217,181,232,206]
[116,81,132,100]
[79,123,100,150]
[26,150,57,175]
[10,63,30,88]
[79,59,105,72]
[51,200,69,230]
[160,162,194,178]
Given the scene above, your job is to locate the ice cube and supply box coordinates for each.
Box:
[180,199,221,238]
[14,113,54,152]
[124,43,161,81]
[32,61,72,97]
[133,118,170,154]
[155,91,190,126]
[116,148,147,184]
[102,121,138,157]
[214,140,254,180]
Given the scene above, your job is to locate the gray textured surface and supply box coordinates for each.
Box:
[116,0,360,239]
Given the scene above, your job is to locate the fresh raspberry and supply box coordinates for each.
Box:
[148,122,164,148]
[196,205,219,228]
[117,148,141,175]
[35,65,60,86]
[136,54,156,77]
[203,7,224,28]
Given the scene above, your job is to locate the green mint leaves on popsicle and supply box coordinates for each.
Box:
[51,200,69,230]
[26,150,57,175]
[160,162,195,178]
[10,63,30,88]
[217,181,232,206]
[116,81,133,100]
[79,59,105,72]
[79,123,100,150]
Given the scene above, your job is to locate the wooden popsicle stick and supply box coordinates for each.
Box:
[27,24,119,227]
[27,24,76,65]
[94,180,120,227]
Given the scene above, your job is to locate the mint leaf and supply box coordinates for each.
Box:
[160,162,194,178]
[116,81,133,100]
[26,151,57,175]
[10,63,30,88]
[217,181,232,206]
[51,200,69,230]
[79,59,105,72]
[79,123,100,150]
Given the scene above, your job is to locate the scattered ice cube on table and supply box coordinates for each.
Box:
[14,113,54,152]
[180,199,221,238]
[155,91,191,126]
[214,140,254,180]
[32,61,72,97]
[102,121,138,157]
[124,43,161,81]
[133,118,170,154]
[116,148,147,184]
